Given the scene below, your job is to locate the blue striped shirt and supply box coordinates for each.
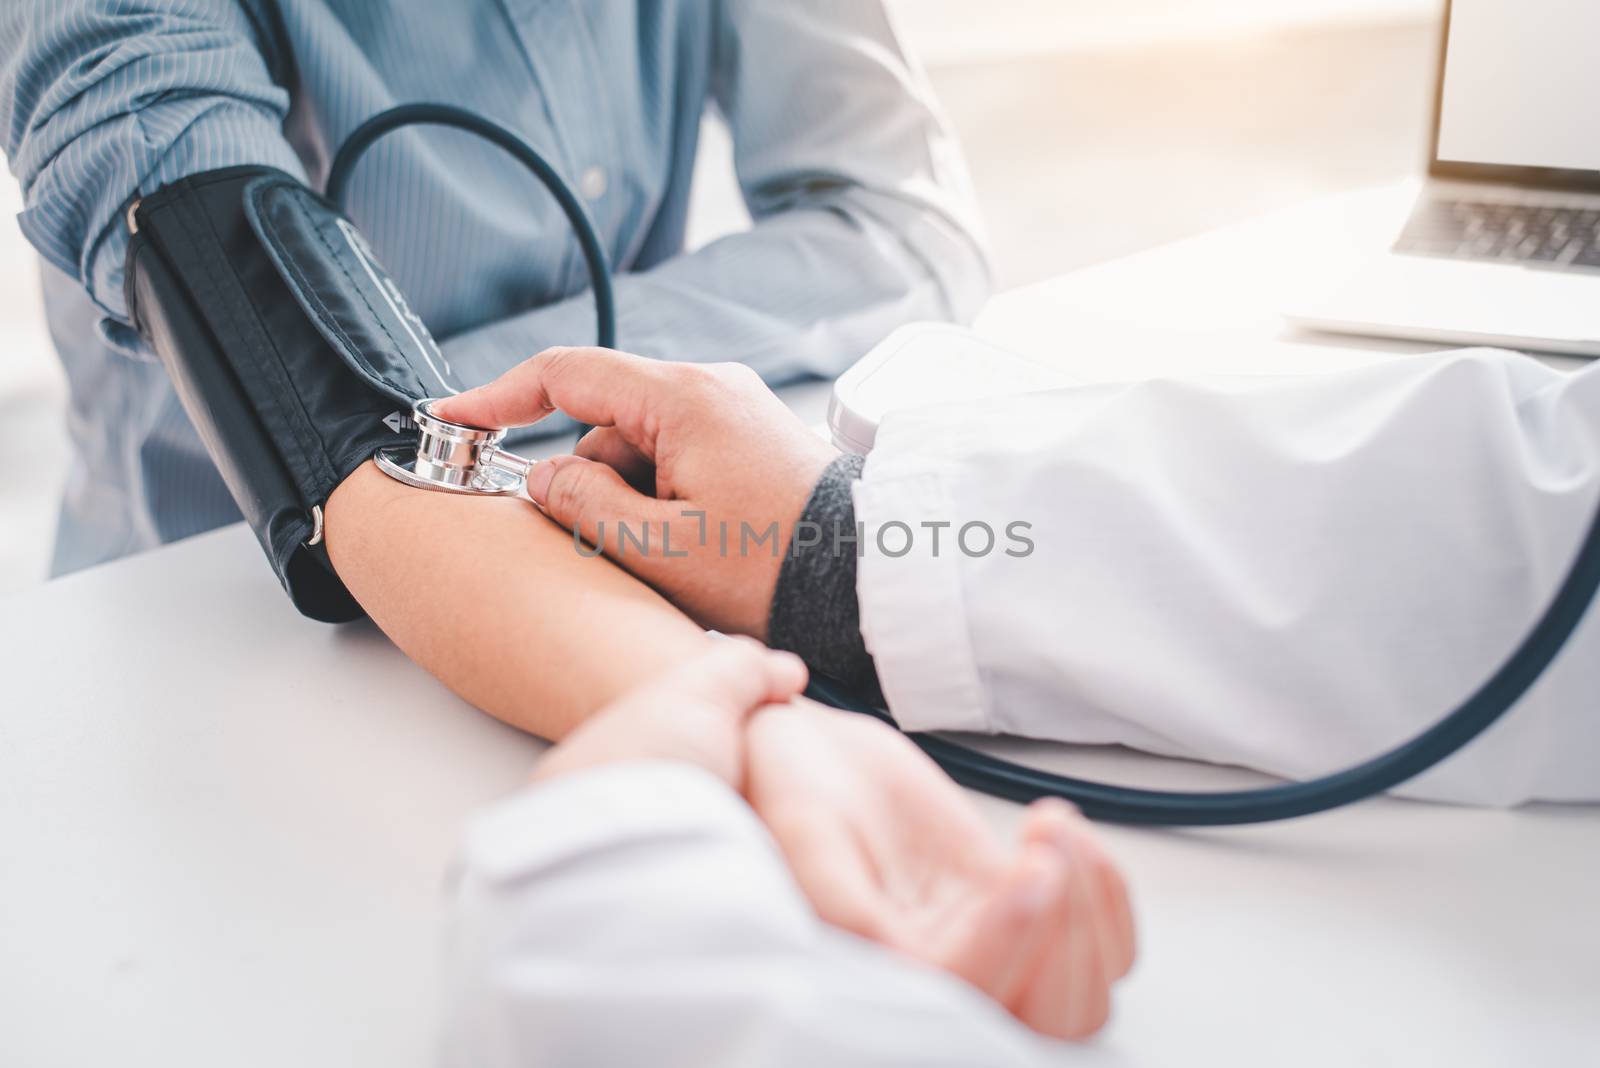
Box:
[1,0,988,574]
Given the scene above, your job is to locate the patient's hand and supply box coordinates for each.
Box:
[532,643,1136,1040]
[746,704,1136,1041]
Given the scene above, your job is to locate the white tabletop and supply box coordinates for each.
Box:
[4,186,1597,1067]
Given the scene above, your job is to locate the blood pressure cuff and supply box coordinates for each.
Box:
[124,165,467,621]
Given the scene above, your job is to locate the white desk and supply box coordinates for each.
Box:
[4,187,1597,1067]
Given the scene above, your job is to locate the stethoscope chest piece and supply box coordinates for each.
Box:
[375,398,534,497]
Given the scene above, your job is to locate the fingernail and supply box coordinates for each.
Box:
[1015,850,1061,914]
[775,649,808,673]
[769,650,809,687]
[1034,797,1081,819]
[524,458,556,505]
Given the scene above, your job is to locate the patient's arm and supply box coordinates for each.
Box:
[324,461,708,740]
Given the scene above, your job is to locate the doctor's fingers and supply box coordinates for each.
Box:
[527,455,692,587]
[650,637,809,716]
[576,426,655,494]
[436,346,667,442]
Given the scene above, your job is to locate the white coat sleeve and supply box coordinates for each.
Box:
[853,349,1600,806]
[439,761,1048,1068]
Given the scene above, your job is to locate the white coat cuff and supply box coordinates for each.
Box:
[456,762,770,887]
[852,470,992,733]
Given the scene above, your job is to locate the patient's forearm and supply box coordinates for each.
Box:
[324,461,707,740]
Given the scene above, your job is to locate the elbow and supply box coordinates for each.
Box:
[4,10,293,311]
[908,192,992,322]
[870,186,995,327]
[936,222,994,325]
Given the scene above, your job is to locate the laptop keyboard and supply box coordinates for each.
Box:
[1394,199,1600,270]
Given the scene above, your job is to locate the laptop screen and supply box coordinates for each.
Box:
[1434,0,1600,176]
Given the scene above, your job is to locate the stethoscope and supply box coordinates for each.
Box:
[335,104,1600,826]
[374,397,533,499]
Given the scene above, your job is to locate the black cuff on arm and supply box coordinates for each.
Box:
[125,165,457,621]
[767,453,884,702]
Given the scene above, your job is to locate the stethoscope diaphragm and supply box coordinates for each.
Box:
[374,398,535,497]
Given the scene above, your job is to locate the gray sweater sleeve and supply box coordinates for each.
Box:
[766,453,883,702]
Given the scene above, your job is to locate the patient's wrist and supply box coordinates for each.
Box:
[766,454,883,703]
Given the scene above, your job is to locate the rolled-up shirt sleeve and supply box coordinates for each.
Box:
[441,0,991,390]
[441,761,1047,1067]
[0,0,305,325]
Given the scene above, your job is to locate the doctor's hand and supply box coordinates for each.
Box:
[746,703,1137,1041]
[434,347,837,638]
[530,636,807,789]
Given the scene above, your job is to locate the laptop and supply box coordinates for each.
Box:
[1285,0,1600,357]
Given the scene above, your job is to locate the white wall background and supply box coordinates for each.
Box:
[0,0,1442,595]
[895,0,1437,62]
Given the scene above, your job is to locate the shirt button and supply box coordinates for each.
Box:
[580,166,608,200]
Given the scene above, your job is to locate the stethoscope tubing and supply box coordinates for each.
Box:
[326,102,615,353]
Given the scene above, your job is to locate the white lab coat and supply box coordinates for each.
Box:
[854,348,1600,806]
[439,762,1056,1067]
